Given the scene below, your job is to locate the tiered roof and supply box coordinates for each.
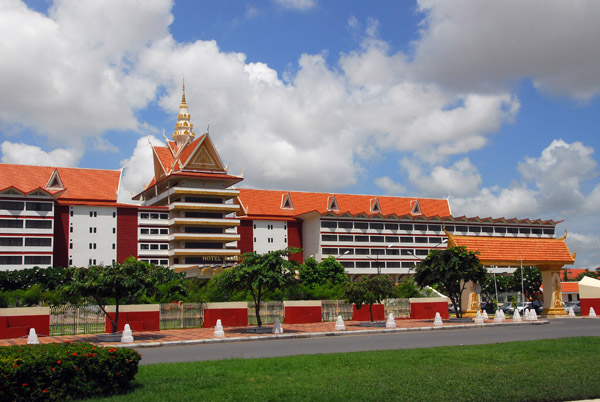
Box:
[0,164,121,202]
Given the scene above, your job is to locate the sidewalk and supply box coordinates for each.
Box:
[0,318,547,348]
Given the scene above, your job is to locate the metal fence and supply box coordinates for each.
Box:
[321,300,353,321]
[160,303,204,330]
[247,301,283,326]
[50,304,105,336]
[385,298,411,318]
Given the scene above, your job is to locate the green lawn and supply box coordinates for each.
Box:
[92,337,600,402]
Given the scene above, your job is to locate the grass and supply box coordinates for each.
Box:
[91,337,600,402]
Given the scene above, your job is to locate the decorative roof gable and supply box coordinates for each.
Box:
[46,169,64,190]
[410,200,422,215]
[370,197,381,214]
[281,193,294,209]
[327,195,338,211]
[181,135,225,172]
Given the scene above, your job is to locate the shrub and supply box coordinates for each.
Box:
[0,342,141,401]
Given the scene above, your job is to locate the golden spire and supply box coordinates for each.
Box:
[181,79,187,106]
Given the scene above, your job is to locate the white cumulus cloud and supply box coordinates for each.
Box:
[0,141,82,167]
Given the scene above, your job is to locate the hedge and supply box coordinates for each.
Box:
[0,342,141,401]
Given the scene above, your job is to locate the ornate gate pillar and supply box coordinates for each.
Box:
[540,266,567,317]
[461,281,480,318]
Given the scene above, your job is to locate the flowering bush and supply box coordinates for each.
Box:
[0,342,140,401]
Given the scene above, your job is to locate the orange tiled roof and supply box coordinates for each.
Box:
[448,234,575,266]
[236,189,452,218]
[0,164,121,202]
[154,147,174,174]
[561,268,589,280]
[560,282,579,293]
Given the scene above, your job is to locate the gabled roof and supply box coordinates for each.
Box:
[0,164,121,202]
[236,189,452,218]
[448,232,576,267]
[560,282,579,293]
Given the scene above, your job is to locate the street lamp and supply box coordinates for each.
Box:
[367,244,394,275]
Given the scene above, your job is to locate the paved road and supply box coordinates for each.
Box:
[135,319,600,365]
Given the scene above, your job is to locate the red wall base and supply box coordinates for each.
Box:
[105,311,160,333]
[353,304,385,321]
[580,298,600,316]
[284,306,322,324]
[203,308,248,328]
[0,315,50,339]
[410,302,449,320]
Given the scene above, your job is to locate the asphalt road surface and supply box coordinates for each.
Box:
[135,319,599,365]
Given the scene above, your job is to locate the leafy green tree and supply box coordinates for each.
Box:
[510,266,542,303]
[575,269,600,281]
[298,256,349,287]
[64,258,183,333]
[480,273,512,304]
[345,275,396,322]
[394,277,424,298]
[214,249,299,327]
[413,246,486,318]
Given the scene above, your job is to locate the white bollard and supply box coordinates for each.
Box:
[121,323,134,343]
[213,319,225,338]
[568,308,576,318]
[513,310,522,322]
[27,328,39,345]
[335,315,346,331]
[590,307,597,318]
[494,310,503,323]
[386,313,396,329]
[433,312,443,326]
[531,310,538,321]
[524,310,531,321]
[273,317,283,334]
[474,310,484,324]
[482,310,489,320]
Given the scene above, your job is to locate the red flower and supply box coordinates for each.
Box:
[90,353,95,357]
[57,360,61,364]
[42,390,48,393]
[91,347,96,350]
[72,352,77,356]
[65,340,70,344]
[22,383,28,387]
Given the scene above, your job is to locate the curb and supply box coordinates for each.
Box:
[109,320,549,349]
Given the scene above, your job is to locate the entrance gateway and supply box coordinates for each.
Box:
[448,231,576,317]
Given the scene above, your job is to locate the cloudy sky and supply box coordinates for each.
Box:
[1,0,599,268]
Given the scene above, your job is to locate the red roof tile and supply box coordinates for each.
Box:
[449,234,575,266]
[236,189,452,218]
[561,268,589,280]
[560,282,579,293]
[0,164,121,202]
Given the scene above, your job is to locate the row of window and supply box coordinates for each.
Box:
[0,255,52,265]
[0,237,52,247]
[140,212,169,220]
[340,261,417,269]
[0,219,52,229]
[323,248,429,256]
[321,234,444,244]
[254,223,287,230]
[140,259,169,266]
[140,228,169,235]
[320,220,554,236]
[140,243,169,250]
[0,201,53,212]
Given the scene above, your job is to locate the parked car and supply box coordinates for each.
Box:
[499,302,513,313]
[564,300,581,314]
[480,302,495,314]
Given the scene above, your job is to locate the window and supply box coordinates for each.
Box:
[140,244,149,250]
[24,256,51,265]
[94,211,97,217]
[26,220,52,229]
[354,235,369,242]
[543,228,555,235]
[338,221,353,229]
[532,228,542,235]
[267,224,274,230]
[160,244,168,250]
[141,213,149,219]
[284,223,287,230]
[0,237,22,246]
[414,224,427,231]
[429,237,443,244]
[507,227,518,234]
[428,225,442,232]
[386,248,399,255]
[160,228,168,235]
[339,248,354,255]
[402,262,415,268]
[160,214,168,219]
[69,243,73,249]
[481,227,493,233]
[354,222,368,230]
[400,237,413,243]
[113,228,116,234]
[112,244,116,249]
[371,248,385,255]
[385,223,398,231]
[89,243,93,249]
[322,234,337,241]
[519,228,531,235]
[320,221,337,229]
[150,229,159,235]
[160,260,168,265]
[387,262,400,268]
[0,219,23,228]
[0,201,24,211]
[89,211,93,217]
[113,212,116,218]
[253,224,256,229]
[416,249,428,256]
[339,235,353,242]
[93,243,97,249]
[70,210,73,217]
[415,237,428,244]
[140,228,149,235]
[455,226,467,232]
[385,236,399,243]
[399,224,412,231]
[468,226,481,234]
[370,223,384,230]
[356,261,370,268]
[341,261,354,268]
[0,256,22,265]
[322,248,338,255]
[254,237,256,242]
[370,235,384,242]
[70,227,73,233]
[445,225,455,232]
[401,249,413,256]
[151,213,159,219]
[89,227,93,233]
[25,238,51,247]
[495,227,507,234]
[355,248,370,255]
[150,244,159,250]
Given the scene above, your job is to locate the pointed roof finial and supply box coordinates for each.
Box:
[181,78,187,105]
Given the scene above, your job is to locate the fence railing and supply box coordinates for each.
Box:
[48,298,414,335]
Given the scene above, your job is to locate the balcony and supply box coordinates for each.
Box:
[169,248,241,257]
[142,187,240,206]
[169,233,240,242]
[169,202,240,213]
[170,217,240,227]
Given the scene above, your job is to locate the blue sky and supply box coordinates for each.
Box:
[1,0,600,268]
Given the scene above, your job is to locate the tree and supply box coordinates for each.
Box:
[298,256,349,287]
[510,266,542,303]
[345,275,395,322]
[64,258,184,333]
[480,273,512,304]
[413,246,486,318]
[575,269,600,281]
[214,249,299,327]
